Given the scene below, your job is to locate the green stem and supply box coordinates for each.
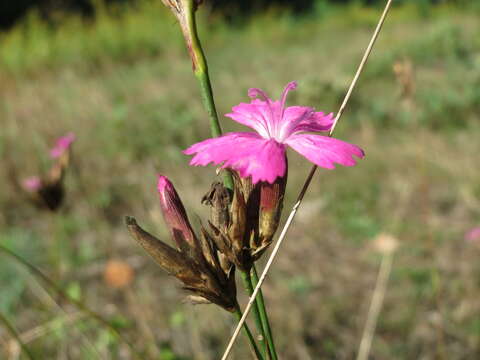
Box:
[251,265,278,360]
[0,312,35,360]
[240,271,269,358]
[233,305,264,360]
[0,245,143,360]
[184,2,221,137]
[183,2,234,189]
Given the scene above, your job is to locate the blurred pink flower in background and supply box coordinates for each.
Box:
[184,81,364,184]
[22,176,42,192]
[50,132,76,159]
[465,227,480,244]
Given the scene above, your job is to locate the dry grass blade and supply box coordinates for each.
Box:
[0,312,36,360]
[356,252,394,360]
[221,0,395,358]
[18,312,85,344]
[0,245,143,360]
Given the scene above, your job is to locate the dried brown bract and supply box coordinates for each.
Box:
[393,58,415,103]
[201,171,287,271]
[126,176,237,312]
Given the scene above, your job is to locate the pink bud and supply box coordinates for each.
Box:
[157,175,197,253]
[22,176,42,192]
[257,171,288,256]
[50,132,76,159]
[465,227,480,244]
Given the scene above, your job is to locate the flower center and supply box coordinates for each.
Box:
[248,81,298,142]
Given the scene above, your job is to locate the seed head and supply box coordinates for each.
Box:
[126,176,237,312]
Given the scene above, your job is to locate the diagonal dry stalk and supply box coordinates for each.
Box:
[0,245,143,360]
[221,0,395,358]
[0,312,36,360]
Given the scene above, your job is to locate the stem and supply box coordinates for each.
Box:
[221,1,394,358]
[240,271,269,358]
[0,312,36,360]
[185,2,221,137]
[183,2,234,189]
[233,305,264,360]
[356,253,394,360]
[251,266,278,360]
[0,245,143,360]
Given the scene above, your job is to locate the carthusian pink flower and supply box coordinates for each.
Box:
[465,227,480,243]
[22,176,42,192]
[50,132,76,159]
[184,81,364,184]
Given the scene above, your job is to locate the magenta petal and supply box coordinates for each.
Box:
[225,99,278,139]
[288,107,334,133]
[465,227,480,242]
[278,106,334,139]
[22,176,42,191]
[184,132,260,166]
[50,132,76,159]
[285,134,364,169]
[184,132,287,184]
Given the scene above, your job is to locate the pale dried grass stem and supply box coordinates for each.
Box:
[356,252,394,360]
[221,0,395,358]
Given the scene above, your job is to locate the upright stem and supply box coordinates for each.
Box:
[251,265,278,360]
[240,271,269,358]
[182,1,234,189]
[233,305,264,360]
[0,312,35,360]
[184,5,222,137]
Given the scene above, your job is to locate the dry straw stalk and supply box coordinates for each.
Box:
[221,0,395,358]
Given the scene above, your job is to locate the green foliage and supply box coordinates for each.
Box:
[0,229,41,314]
[0,1,479,359]
[0,0,183,74]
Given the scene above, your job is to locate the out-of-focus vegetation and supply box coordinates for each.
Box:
[0,0,473,29]
[0,0,479,359]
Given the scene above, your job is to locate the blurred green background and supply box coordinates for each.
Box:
[1,0,479,359]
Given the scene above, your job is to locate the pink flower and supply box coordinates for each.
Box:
[184,81,364,184]
[50,132,76,159]
[465,227,480,243]
[22,176,42,192]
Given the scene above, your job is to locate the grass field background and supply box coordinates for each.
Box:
[1,1,480,358]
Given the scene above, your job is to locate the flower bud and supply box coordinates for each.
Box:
[157,175,198,257]
[22,177,42,192]
[256,172,288,258]
[50,133,76,159]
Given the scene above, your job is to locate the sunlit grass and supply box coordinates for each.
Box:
[0,1,479,358]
